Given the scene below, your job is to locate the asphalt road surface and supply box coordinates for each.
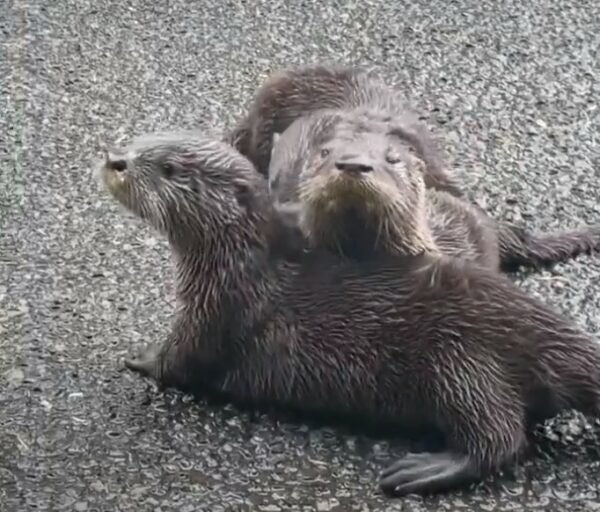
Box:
[2,0,600,510]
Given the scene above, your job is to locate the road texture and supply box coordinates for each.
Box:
[2,0,600,510]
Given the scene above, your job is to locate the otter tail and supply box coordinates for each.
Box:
[543,348,600,420]
[529,313,600,420]
[497,223,600,272]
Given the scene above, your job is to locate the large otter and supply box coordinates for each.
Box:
[100,131,600,498]
[227,63,464,197]
[268,108,600,271]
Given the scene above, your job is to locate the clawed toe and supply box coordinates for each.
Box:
[379,452,436,479]
[124,344,163,379]
[124,357,152,374]
[379,452,475,497]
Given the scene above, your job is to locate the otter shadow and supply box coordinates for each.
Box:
[132,375,600,488]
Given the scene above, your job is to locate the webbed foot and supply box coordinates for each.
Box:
[379,451,478,497]
[125,343,164,381]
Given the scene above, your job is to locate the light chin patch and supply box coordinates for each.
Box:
[306,180,385,225]
[102,168,130,208]
[102,168,125,191]
[326,176,380,204]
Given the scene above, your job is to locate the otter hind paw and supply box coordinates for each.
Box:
[124,344,163,380]
[379,451,478,497]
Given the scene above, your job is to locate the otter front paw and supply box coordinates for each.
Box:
[125,343,164,381]
[379,451,478,497]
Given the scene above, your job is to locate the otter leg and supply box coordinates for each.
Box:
[124,313,210,390]
[125,339,202,391]
[380,360,527,496]
[498,223,600,272]
[379,419,525,497]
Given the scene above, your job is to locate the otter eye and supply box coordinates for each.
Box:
[188,176,199,193]
[386,153,401,164]
[320,148,330,158]
[235,183,253,209]
[162,163,176,178]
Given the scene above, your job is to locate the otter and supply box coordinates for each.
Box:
[267,109,600,271]
[227,63,599,270]
[227,63,464,197]
[99,131,600,498]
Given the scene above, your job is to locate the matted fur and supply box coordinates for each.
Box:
[100,131,600,497]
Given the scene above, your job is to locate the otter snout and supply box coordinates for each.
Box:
[335,155,374,174]
[105,151,128,173]
[101,150,131,197]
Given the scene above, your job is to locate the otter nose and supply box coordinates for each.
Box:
[335,155,373,174]
[105,151,128,172]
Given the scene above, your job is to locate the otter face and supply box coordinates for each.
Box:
[100,131,264,242]
[268,113,437,256]
[297,122,426,218]
[273,116,433,256]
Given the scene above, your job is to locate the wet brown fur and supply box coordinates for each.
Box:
[269,110,502,268]
[100,131,600,498]
[241,64,600,270]
[227,63,463,197]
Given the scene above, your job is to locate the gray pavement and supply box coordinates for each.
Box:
[2,0,600,510]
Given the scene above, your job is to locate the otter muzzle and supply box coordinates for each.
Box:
[101,164,129,199]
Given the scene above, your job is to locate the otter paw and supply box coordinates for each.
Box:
[379,451,477,497]
[124,344,164,380]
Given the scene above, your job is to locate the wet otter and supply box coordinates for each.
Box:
[268,109,600,270]
[100,131,600,498]
[227,63,464,197]
[228,63,599,270]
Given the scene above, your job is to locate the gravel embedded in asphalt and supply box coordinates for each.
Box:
[2,0,600,510]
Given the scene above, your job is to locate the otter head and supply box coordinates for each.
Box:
[99,131,270,250]
[271,114,438,257]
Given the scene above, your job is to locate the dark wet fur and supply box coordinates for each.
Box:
[497,222,600,272]
[101,132,600,497]
[235,64,600,271]
[226,63,463,197]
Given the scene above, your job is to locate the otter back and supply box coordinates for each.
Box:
[227,63,463,197]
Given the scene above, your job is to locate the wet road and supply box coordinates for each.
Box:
[2,0,600,510]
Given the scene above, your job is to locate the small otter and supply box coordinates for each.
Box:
[268,109,499,267]
[228,63,600,271]
[100,131,600,497]
[227,63,464,197]
[268,110,600,271]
